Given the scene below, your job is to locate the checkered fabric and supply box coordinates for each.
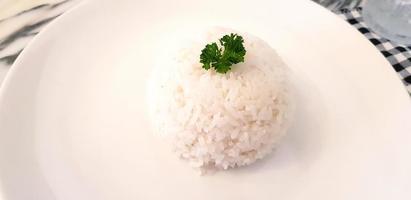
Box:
[337,8,411,95]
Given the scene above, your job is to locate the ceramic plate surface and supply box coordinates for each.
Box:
[0,0,410,199]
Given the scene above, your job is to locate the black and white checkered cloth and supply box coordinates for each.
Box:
[337,8,411,95]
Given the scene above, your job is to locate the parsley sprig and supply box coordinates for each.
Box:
[200,33,246,73]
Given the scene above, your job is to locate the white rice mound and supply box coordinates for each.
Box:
[148,28,294,172]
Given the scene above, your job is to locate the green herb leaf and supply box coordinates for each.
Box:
[200,33,246,73]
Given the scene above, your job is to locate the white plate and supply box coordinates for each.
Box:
[1,0,411,199]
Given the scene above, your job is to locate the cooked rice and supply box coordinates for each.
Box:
[148,28,294,172]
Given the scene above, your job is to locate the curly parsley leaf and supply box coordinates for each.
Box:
[200,33,246,73]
